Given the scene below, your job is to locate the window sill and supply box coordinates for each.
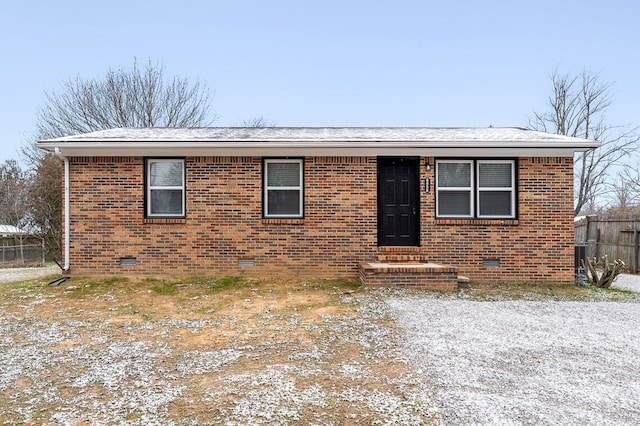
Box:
[436,218,519,226]
[144,217,187,224]
[262,218,305,225]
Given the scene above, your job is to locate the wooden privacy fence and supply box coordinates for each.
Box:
[575,215,640,273]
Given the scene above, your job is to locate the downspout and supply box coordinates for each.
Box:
[54,147,70,271]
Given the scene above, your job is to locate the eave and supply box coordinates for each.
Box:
[36,127,600,158]
[36,140,599,158]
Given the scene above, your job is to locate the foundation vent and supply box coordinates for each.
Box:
[482,258,501,268]
[118,256,137,266]
[237,258,255,267]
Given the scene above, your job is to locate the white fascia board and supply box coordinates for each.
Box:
[37,140,599,158]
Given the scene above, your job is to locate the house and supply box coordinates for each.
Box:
[36,127,598,291]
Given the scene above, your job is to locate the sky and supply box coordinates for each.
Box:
[1,0,638,166]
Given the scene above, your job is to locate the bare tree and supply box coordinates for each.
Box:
[36,58,215,140]
[607,167,640,215]
[529,70,639,215]
[622,165,640,202]
[240,116,277,127]
[23,58,216,267]
[0,160,31,265]
[27,155,63,266]
[0,159,30,228]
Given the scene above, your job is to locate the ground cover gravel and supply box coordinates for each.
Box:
[1,266,639,425]
[386,295,640,425]
[0,264,59,284]
[0,272,438,425]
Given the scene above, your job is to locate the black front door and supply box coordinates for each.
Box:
[377,157,420,246]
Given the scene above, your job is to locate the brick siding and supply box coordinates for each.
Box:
[64,155,574,284]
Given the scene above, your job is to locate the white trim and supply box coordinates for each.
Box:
[476,160,516,219]
[436,159,517,219]
[146,159,186,217]
[37,142,596,158]
[264,159,304,218]
[435,160,474,218]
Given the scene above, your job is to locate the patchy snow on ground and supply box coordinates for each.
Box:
[386,297,640,425]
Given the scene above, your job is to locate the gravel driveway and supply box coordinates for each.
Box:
[611,273,640,292]
[2,267,639,424]
[387,297,640,425]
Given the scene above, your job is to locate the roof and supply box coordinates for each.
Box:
[0,224,24,236]
[36,127,599,157]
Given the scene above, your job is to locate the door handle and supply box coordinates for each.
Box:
[412,206,417,215]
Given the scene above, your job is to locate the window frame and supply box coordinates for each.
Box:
[435,159,474,218]
[145,158,186,218]
[263,158,304,218]
[436,159,517,219]
[476,159,516,219]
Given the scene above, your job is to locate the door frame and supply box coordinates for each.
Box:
[376,156,421,247]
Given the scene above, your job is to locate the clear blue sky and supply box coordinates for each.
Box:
[1,0,638,165]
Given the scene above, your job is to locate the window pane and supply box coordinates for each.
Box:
[267,190,300,215]
[150,189,183,215]
[438,163,471,187]
[479,163,512,187]
[150,161,183,186]
[438,191,471,216]
[479,191,512,216]
[267,162,300,187]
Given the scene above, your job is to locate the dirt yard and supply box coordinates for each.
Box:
[0,273,436,425]
[1,268,639,425]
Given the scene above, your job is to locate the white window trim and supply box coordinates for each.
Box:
[146,158,186,217]
[435,159,474,218]
[436,159,516,219]
[476,159,516,219]
[264,158,304,218]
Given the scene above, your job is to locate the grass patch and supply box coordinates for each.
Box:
[150,282,178,295]
[207,276,246,293]
[332,278,362,292]
[102,276,130,285]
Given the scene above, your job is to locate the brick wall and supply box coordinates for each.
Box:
[420,156,575,283]
[65,155,574,283]
[66,156,377,277]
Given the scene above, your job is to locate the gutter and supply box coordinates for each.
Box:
[54,147,70,271]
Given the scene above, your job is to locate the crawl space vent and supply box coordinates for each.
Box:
[482,258,501,268]
[118,256,137,266]
[237,258,255,267]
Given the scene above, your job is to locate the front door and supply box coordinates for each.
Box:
[377,157,420,246]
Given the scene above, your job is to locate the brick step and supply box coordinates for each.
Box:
[359,261,459,292]
[374,253,430,263]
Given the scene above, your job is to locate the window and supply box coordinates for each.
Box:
[436,160,473,217]
[477,161,515,218]
[436,159,515,218]
[264,159,303,218]
[146,159,185,217]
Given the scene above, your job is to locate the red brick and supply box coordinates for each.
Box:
[63,156,574,284]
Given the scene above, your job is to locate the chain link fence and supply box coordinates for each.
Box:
[1,241,46,267]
